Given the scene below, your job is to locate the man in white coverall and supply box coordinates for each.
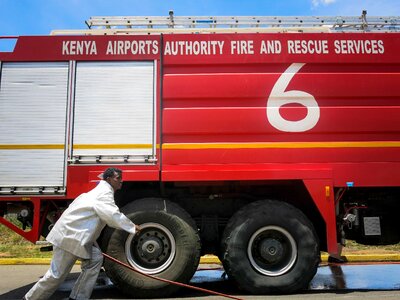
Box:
[24,167,141,300]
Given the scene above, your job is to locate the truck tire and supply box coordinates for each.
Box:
[221,200,319,294]
[101,198,201,298]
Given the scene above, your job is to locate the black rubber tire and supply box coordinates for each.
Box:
[221,200,319,294]
[101,198,201,298]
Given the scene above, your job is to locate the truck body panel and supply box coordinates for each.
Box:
[162,34,400,187]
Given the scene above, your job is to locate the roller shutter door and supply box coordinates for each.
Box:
[0,62,69,193]
[72,61,155,163]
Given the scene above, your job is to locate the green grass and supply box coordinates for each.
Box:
[0,217,52,258]
[343,239,400,254]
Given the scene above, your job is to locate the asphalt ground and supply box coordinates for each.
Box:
[1,253,400,299]
[1,262,400,300]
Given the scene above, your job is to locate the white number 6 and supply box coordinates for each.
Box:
[267,63,320,132]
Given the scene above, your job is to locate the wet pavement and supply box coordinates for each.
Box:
[311,263,400,290]
[193,263,400,290]
[1,262,400,299]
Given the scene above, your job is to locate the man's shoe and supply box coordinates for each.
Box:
[328,255,348,263]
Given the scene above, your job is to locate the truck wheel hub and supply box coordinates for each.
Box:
[140,237,163,259]
[260,239,283,262]
[248,225,297,276]
[125,222,176,274]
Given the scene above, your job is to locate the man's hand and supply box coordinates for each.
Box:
[135,224,141,233]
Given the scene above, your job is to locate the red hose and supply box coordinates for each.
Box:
[103,252,243,300]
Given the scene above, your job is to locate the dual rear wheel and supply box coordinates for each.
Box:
[221,200,320,294]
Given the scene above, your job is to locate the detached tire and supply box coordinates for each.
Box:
[221,200,319,294]
[101,198,201,298]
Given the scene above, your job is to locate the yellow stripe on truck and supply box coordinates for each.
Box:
[0,144,64,150]
[0,144,154,150]
[73,144,153,149]
[2,142,399,151]
[162,141,400,150]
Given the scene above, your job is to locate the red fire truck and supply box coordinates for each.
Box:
[1,11,400,297]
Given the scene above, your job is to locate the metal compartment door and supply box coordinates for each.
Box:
[0,62,69,194]
[72,61,156,164]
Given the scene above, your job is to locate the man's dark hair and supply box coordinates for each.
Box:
[103,168,122,180]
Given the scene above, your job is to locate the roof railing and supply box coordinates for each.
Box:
[51,10,400,35]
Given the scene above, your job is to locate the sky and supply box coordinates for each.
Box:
[0,0,400,36]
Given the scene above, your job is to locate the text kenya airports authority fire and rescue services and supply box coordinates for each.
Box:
[62,38,385,56]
